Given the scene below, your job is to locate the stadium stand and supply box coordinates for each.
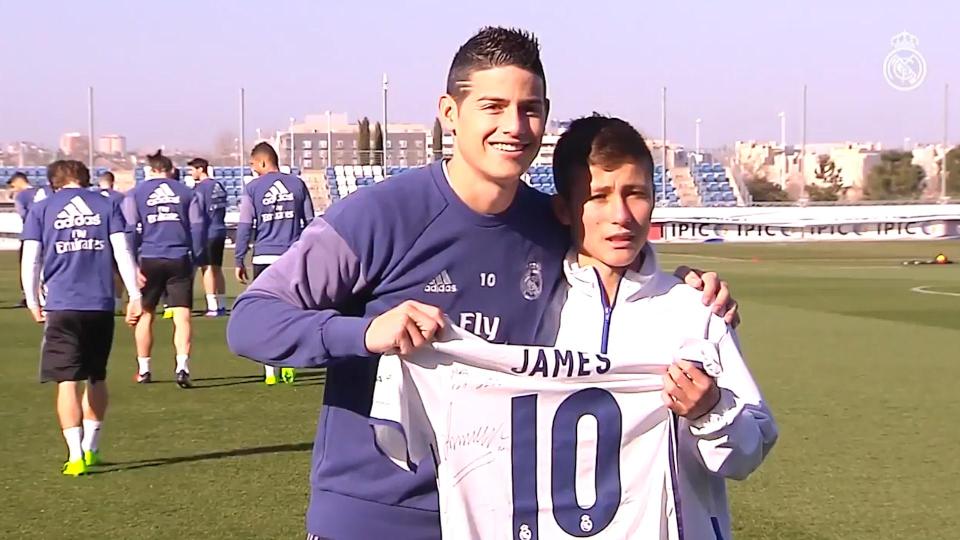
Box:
[4,162,711,209]
[691,162,738,207]
[325,164,682,206]
[1,166,111,187]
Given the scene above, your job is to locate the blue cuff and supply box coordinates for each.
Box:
[321,315,375,359]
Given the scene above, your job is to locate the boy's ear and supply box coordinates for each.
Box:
[551,194,571,226]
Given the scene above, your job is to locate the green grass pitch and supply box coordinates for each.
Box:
[0,241,957,539]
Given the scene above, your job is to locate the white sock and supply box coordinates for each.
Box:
[205,294,218,311]
[137,357,151,375]
[63,426,83,462]
[176,354,189,373]
[81,420,102,452]
[217,295,227,310]
[265,365,276,378]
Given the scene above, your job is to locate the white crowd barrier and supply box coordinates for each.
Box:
[3,205,959,247]
[649,205,960,243]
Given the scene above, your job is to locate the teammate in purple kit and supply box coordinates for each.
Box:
[123,150,205,388]
[97,171,125,205]
[233,142,314,385]
[97,171,127,309]
[188,157,228,317]
[9,170,53,307]
[20,160,143,476]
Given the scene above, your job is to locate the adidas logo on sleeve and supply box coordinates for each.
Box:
[54,196,101,230]
[146,183,181,206]
[262,180,295,206]
[424,270,458,293]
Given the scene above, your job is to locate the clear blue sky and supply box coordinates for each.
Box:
[1,0,957,152]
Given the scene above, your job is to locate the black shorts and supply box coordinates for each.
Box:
[141,256,194,310]
[197,236,226,267]
[41,311,114,383]
[253,263,271,279]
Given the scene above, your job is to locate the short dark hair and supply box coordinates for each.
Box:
[51,160,91,190]
[147,149,173,174]
[5,171,28,185]
[187,157,209,171]
[446,27,546,101]
[251,142,279,166]
[99,171,115,184]
[553,114,654,201]
[46,161,66,184]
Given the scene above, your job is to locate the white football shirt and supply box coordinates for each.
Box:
[371,326,683,540]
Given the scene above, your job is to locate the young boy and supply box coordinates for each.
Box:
[550,115,778,539]
[187,157,228,317]
[21,160,143,476]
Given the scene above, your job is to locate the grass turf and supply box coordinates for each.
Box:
[0,241,957,539]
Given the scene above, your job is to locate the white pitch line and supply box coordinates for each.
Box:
[910,285,960,297]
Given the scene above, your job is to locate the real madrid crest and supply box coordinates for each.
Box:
[883,31,927,92]
[521,261,542,301]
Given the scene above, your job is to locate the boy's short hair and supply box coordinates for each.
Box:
[251,142,279,166]
[552,114,655,201]
[51,160,91,190]
[446,27,546,101]
[6,171,28,185]
[187,157,209,171]
[147,149,173,173]
[99,171,115,184]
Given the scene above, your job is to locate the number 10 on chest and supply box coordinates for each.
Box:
[511,388,623,539]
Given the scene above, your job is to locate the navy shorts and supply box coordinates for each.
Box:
[141,256,194,310]
[196,236,226,267]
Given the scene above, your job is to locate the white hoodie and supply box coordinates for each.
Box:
[554,243,778,540]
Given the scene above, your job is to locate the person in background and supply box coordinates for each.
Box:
[233,142,314,386]
[20,160,143,476]
[122,150,204,388]
[188,157,228,316]
[9,170,53,307]
[98,171,127,310]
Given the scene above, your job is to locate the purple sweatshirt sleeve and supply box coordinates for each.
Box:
[226,218,372,367]
[188,192,206,263]
[14,190,29,222]
[121,191,142,257]
[302,188,315,227]
[234,187,255,265]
